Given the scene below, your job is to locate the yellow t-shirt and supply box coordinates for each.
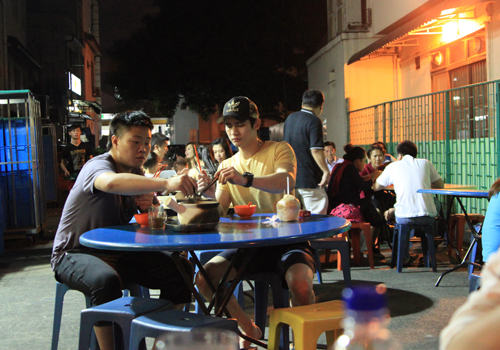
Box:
[217,141,296,213]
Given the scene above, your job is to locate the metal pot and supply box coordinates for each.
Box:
[164,197,220,225]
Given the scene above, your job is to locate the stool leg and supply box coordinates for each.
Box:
[313,248,323,284]
[397,225,411,273]
[51,283,70,350]
[267,318,282,350]
[338,240,351,286]
[325,249,331,265]
[351,229,362,266]
[391,225,399,268]
[362,224,374,269]
[426,229,437,272]
[253,281,269,337]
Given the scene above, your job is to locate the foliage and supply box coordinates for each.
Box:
[107,0,326,121]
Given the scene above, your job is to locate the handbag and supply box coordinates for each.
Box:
[330,203,364,223]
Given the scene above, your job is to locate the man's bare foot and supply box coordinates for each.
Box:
[240,322,262,350]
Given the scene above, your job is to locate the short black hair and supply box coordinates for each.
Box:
[151,133,168,151]
[67,124,81,133]
[396,140,418,158]
[143,152,159,170]
[107,110,154,151]
[302,89,324,109]
[324,141,336,149]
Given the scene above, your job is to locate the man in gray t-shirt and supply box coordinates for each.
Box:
[51,111,197,350]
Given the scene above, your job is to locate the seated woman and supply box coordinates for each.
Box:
[212,137,233,165]
[185,142,205,180]
[361,144,396,221]
[198,145,218,179]
[481,178,500,263]
[327,144,385,257]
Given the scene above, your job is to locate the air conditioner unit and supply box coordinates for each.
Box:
[338,0,371,33]
[92,87,101,97]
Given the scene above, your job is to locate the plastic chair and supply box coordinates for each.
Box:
[449,213,484,260]
[51,282,150,350]
[129,309,239,350]
[267,300,344,350]
[391,222,437,272]
[311,235,351,285]
[79,297,173,350]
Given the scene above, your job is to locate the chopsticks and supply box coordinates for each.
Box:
[199,174,219,196]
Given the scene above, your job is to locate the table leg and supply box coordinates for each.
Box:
[435,197,483,287]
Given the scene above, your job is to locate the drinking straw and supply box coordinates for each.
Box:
[194,145,202,173]
[287,177,289,195]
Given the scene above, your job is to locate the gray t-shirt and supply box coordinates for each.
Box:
[51,153,142,268]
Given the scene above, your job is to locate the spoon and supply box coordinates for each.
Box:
[247,202,252,207]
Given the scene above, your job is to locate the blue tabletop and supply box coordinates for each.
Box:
[417,188,488,198]
[80,214,351,251]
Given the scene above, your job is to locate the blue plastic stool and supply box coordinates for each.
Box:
[311,236,351,285]
[51,282,150,350]
[468,224,483,277]
[391,222,437,272]
[129,310,239,350]
[189,250,244,314]
[79,297,172,350]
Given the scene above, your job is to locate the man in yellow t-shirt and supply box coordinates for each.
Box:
[197,96,316,346]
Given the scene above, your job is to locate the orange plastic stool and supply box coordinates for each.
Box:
[267,300,344,350]
[448,214,484,260]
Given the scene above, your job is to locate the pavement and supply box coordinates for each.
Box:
[0,204,472,349]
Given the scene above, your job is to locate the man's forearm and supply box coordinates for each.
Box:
[311,149,330,174]
[95,172,168,195]
[252,172,295,194]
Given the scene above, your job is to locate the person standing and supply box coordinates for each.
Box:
[324,141,343,173]
[60,124,93,191]
[284,89,330,214]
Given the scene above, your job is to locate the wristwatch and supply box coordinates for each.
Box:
[243,172,254,188]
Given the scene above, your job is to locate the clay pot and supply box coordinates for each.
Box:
[164,197,220,225]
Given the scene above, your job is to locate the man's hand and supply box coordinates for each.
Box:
[166,174,197,197]
[370,170,383,182]
[216,166,246,187]
[318,170,330,188]
[63,169,70,177]
[197,170,215,198]
[135,192,155,212]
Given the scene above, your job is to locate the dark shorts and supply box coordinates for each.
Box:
[54,249,193,307]
[217,243,316,290]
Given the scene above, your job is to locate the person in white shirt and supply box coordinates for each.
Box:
[373,140,444,262]
[324,141,343,173]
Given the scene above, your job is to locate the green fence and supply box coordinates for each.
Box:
[348,80,500,214]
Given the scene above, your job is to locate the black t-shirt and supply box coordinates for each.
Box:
[283,109,324,188]
[62,142,93,174]
[327,163,373,211]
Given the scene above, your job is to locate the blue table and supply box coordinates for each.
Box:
[80,214,350,347]
[417,188,488,286]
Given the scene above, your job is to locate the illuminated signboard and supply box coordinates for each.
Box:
[68,73,81,96]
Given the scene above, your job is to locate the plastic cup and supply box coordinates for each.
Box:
[148,206,166,230]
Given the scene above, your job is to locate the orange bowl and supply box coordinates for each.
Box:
[234,205,257,218]
[134,213,149,226]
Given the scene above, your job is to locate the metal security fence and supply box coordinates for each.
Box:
[348,80,500,214]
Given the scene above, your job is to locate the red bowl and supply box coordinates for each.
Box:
[234,205,257,218]
[134,213,149,226]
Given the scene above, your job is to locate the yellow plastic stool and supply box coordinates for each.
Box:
[267,300,344,350]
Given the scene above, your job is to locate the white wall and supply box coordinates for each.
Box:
[172,106,198,145]
[372,0,429,34]
[487,2,500,81]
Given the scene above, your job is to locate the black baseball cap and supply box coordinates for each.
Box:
[216,96,259,124]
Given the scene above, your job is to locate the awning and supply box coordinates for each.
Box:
[348,0,492,65]
[84,32,102,56]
